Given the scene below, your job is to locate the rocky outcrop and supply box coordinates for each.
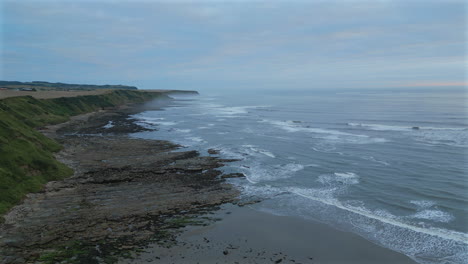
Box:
[0,109,239,263]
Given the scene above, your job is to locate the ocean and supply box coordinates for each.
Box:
[130,88,467,264]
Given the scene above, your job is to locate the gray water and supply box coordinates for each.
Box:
[130,88,468,264]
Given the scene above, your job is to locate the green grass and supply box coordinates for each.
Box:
[0,90,169,216]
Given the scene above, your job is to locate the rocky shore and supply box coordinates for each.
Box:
[0,104,242,263]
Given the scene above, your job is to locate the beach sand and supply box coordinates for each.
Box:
[121,204,418,264]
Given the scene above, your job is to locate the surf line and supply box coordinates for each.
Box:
[290,190,468,244]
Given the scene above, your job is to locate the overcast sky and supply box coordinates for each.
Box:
[1,0,466,91]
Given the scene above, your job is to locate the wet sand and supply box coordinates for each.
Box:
[121,204,418,264]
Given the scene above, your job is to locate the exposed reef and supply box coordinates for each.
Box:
[0,101,240,263]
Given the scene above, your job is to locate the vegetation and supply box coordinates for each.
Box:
[0,80,138,91]
[0,90,169,216]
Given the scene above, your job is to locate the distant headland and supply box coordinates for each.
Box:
[0,80,199,99]
[0,80,138,91]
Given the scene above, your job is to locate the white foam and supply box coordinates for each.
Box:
[334,172,357,178]
[174,128,191,133]
[415,130,468,148]
[198,103,271,117]
[241,163,305,183]
[318,172,360,185]
[131,115,169,128]
[286,188,468,243]
[241,145,276,158]
[259,151,275,158]
[348,123,467,132]
[219,148,245,160]
[217,106,248,115]
[334,172,360,184]
[263,119,387,144]
[187,136,205,143]
[255,185,468,263]
[321,134,388,144]
[137,118,177,126]
[103,121,114,129]
[410,200,437,208]
[137,116,165,121]
[412,210,454,223]
[407,200,454,223]
[265,120,352,135]
[348,123,468,147]
[155,121,177,126]
[348,123,411,131]
[238,176,467,264]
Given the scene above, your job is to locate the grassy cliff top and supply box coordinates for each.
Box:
[0,80,138,91]
[0,89,112,99]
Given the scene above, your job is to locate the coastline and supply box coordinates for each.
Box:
[0,100,240,263]
[0,97,419,264]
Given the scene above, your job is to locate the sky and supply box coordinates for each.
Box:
[0,0,466,91]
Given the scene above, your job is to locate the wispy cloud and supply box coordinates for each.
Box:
[1,0,466,91]
[401,81,467,87]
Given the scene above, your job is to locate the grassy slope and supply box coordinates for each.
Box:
[0,90,169,215]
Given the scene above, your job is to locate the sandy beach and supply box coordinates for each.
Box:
[121,204,418,264]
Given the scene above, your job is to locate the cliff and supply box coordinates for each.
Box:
[0,90,170,216]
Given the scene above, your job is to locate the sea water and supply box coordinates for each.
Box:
[130,88,467,264]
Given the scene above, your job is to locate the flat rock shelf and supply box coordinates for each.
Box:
[0,106,241,264]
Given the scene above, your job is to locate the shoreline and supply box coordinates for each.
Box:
[0,101,241,263]
[1,98,419,264]
[121,204,419,264]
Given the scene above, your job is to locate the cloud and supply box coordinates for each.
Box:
[1,0,466,91]
[401,81,467,87]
